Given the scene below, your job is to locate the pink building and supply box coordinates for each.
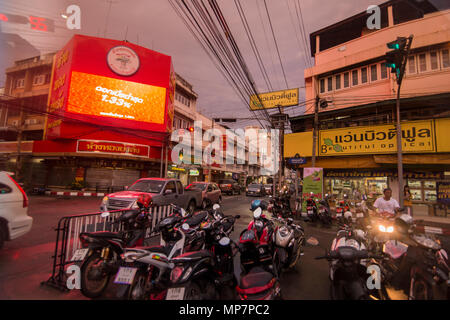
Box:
[286,0,450,216]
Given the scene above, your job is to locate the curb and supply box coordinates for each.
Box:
[44,191,106,197]
[414,221,450,236]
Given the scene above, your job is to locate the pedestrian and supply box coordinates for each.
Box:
[373,187,400,217]
[403,185,413,217]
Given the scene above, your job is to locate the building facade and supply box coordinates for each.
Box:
[285,0,450,216]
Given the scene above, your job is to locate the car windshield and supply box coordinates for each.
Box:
[128,180,165,193]
[249,184,261,188]
[186,183,206,191]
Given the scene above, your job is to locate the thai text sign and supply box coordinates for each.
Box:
[437,182,450,205]
[319,120,435,156]
[77,140,149,158]
[250,88,299,110]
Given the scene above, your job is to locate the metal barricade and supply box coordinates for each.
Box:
[41,205,173,291]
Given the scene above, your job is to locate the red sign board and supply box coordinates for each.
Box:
[76,140,150,158]
[46,34,175,140]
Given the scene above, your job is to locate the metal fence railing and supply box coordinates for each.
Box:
[41,205,173,291]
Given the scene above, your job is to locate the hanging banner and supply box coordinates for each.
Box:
[319,120,435,156]
[302,167,323,211]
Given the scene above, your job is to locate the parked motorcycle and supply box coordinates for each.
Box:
[78,194,152,298]
[305,192,319,222]
[317,223,382,300]
[272,215,305,272]
[165,213,240,300]
[373,214,449,300]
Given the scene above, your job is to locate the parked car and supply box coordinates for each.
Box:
[246,183,266,197]
[218,179,241,195]
[263,184,273,195]
[0,171,33,249]
[186,182,222,208]
[100,178,202,214]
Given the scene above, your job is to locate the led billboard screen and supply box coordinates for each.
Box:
[67,71,166,125]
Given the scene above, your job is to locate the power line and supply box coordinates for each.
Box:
[262,0,289,89]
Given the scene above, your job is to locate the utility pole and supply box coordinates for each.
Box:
[15,99,25,181]
[207,119,214,183]
[311,96,319,167]
[385,35,413,205]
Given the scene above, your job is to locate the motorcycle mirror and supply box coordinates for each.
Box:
[213,204,220,210]
[101,211,110,218]
[219,237,230,246]
[181,223,190,231]
[253,207,262,219]
[235,214,241,219]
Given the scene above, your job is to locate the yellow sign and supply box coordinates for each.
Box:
[250,88,299,110]
[319,120,435,156]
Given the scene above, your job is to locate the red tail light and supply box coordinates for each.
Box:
[8,174,28,208]
[227,184,231,187]
[170,266,184,282]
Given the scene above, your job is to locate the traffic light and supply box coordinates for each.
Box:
[385,37,408,84]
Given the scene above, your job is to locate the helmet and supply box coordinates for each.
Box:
[344,211,352,220]
[395,214,413,234]
[136,194,152,209]
[250,199,268,211]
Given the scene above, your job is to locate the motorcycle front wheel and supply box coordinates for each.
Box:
[80,252,111,298]
[184,281,203,300]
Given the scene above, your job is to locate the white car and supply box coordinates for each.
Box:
[0,171,33,249]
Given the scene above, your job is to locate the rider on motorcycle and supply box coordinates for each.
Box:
[373,188,400,217]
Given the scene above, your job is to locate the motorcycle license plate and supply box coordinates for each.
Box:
[70,248,89,262]
[114,267,138,285]
[166,287,185,300]
[336,213,342,217]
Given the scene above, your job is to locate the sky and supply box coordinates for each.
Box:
[0,0,439,128]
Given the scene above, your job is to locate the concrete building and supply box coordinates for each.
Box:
[285,0,450,217]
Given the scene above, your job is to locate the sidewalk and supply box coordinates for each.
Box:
[44,190,107,197]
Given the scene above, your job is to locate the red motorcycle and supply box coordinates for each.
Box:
[236,207,281,300]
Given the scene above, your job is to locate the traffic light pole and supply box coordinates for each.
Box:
[394,35,413,207]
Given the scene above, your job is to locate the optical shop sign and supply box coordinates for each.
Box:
[319,120,435,156]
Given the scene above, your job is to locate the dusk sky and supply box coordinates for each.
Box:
[0,0,424,126]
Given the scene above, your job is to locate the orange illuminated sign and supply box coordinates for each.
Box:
[67,71,166,124]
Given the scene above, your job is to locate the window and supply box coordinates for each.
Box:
[370,65,378,81]
[352,70,358,86]
[165,181,177,194]
[343,72,349,88]
[176,181,183,194]
[430,52,438,70]
[33,74,46,85]
[0,183,12,194]
[45,73,51,84]
[361,67,368,84]
[327,77,332,91]
[442,49,450,68]
[15,78,25,88]
[320,79,325,93]
[419,53,427,72]
[407,55,416,74]
[380,63,388,79]
[335,74,341,90]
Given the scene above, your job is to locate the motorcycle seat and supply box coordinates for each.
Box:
[171,249,213,262]
[239,267,274,289]
[137,245,172,256]
[185,211,208,227]
[80,231,121,239]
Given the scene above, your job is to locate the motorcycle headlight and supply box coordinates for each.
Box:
[386,226,394,233]
[378,225,386,233]
[279,226,289,237]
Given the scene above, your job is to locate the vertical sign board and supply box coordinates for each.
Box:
[437,182,450,205]
[302,167,323,212]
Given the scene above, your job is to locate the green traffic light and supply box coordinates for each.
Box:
[387,43,400,50]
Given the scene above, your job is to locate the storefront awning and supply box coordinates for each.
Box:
[374,154,450,165]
